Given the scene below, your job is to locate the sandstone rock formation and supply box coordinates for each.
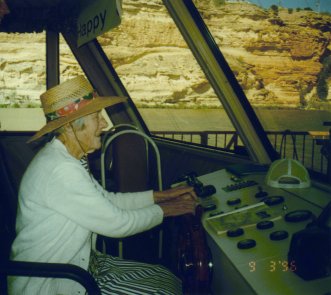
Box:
[0,0,330,109]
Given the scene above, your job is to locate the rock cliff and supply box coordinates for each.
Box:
[0,0,330,109]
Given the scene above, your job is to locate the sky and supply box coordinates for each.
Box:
[248,0,331,13]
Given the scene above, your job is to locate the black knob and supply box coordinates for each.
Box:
[264,196,285,206]
[227,198,241,206]
[285,210,312,222]
[237,239,256,249]
[196,185,216,198]
[227,228,244,237]
[256,220,274,230]
[203,203,217,211]
[269,230,289,241]
[255,186,268,198]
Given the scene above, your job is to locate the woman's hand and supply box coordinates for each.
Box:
[153,185,197,203]
[153,186,198,217]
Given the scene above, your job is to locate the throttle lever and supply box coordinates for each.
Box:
[181,172,216,199]
[195,185,216,199]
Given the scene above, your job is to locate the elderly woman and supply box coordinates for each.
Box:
[9,76,197,295]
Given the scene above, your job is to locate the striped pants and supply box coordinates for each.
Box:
[88,251,182,295]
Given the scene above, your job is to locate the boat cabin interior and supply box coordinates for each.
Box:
[0,0,330,294]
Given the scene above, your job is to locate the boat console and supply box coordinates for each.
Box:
[176,166,331,295]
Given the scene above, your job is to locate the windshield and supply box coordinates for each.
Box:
[97,0,245,157]
[1,0,330,178]
[97,0,331,177]
[193,0,331,176]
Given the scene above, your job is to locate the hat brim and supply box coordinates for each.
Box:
[28,96,127,143]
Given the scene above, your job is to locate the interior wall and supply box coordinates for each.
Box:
[155,139,252,188]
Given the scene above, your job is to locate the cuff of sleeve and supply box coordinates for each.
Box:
[154,204,164,222]
[148,190,155,204]
[140,190,155,207]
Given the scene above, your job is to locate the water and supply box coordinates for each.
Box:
[1,108,329,132]
[255,109,331,132]
[139,108,330,174]
[1,107,328,173]
[139,108,331,132]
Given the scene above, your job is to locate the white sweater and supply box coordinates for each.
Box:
[9,138,163,295]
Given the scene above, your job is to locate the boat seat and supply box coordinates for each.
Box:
[99,125,163,262]
[0,133,101,295]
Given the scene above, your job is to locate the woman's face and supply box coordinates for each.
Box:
[75,111,108,154]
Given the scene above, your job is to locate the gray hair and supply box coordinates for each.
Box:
[53,117,86,137]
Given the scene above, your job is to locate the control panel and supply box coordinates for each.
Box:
[181,168,331,295]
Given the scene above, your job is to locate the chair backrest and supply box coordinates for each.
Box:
[0,133,40,294]
[0,134,102,295]
[101,125,162,192]
[100,126,163,263]
[0,154,17,263]
[112,132,150,192]
[0,133,39,256]
[0,134,38,259]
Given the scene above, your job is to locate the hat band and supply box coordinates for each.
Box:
[45,91,95,122]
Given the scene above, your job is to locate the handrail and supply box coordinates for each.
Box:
[0,261,101,295]
[101,129,163,191]
[151,130,327,177]
[100,126,163,259]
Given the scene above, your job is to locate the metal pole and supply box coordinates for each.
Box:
[46,30,60,89]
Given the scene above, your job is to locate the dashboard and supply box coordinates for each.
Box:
[189,166,331,295]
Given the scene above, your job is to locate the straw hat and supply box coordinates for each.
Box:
[29,76,126,142]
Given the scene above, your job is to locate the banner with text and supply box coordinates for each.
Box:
[76,0,122,47]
